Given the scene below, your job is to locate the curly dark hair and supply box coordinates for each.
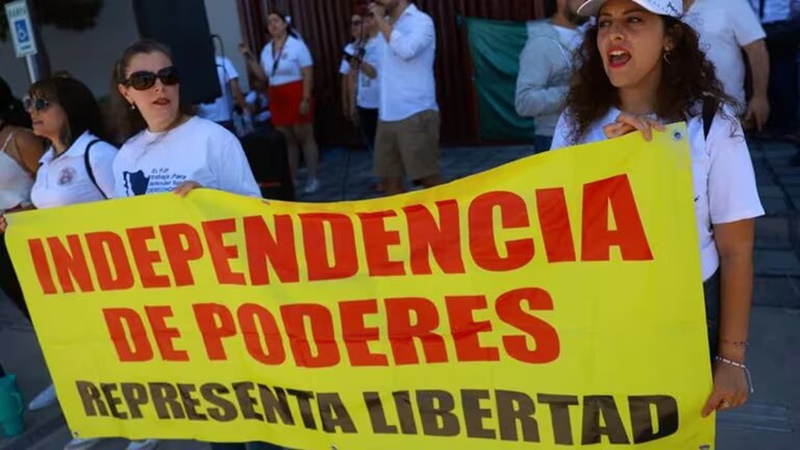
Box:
[562,16,736,144]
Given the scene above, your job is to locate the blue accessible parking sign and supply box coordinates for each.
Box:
[4,0,38,57]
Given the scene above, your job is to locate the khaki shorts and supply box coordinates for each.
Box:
[374,110,441,181]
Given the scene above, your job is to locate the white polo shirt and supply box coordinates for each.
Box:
[340,35,386,110]
[551,105,765,282]
[683,0,766,109]
[113,116,261,198]
[197,56,239,123]
[31,131,116,209]
[260,36,313,87]
[379,4,439,122]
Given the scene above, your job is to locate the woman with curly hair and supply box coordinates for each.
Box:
[552,0,764,419]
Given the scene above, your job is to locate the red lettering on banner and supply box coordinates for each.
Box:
[103,308,153,362]
[385,297,448,365]
[203,219,245,285]
[340,300,388,366]
[193,304,237,360]
[404,201,465,275]
[536,188,577,263]
[237,304,286,365]
[145,306,189,361]
[445,295,500,362]
[243,215,299,285]
[359,211,405,277]
[160,224,203,287]
[582,175,653,262]
[496,288,560,364]
[281,304,341,368]
[27,239,57,294]
[85,232,134,291]
[127,227,170,288]
[468,192,535,272]
[300,213,358,282]
[47,235,94,293]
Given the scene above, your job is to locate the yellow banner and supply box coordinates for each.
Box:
[7,123,715,449]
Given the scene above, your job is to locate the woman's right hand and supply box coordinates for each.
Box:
[0,214,7,234]
[603,113,665,141]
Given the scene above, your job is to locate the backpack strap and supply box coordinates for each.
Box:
[702,99,718,140]
[83,139,108,199]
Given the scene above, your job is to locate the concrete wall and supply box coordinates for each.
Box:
[0,0,247,99]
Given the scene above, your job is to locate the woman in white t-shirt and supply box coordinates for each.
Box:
[551,0,764,418]
[241,12,321,195]
[0,76,135,450]
[111,39,268,450]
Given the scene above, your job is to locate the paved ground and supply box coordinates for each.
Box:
[0,141,798,450]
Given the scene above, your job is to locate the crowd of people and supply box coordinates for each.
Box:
[0,0,791,448]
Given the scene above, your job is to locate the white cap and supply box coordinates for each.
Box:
[577,0,683,17]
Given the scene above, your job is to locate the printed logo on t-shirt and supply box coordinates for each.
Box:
[58,167,76,186]
[123,167,188,196]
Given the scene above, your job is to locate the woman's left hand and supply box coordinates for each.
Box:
[701,361,750,417]
[603,113,665,141]
[173,181,202,198]
[299,99,311,116]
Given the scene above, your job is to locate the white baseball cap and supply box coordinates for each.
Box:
[576,0,683,17]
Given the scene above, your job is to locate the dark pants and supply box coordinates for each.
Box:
[534,135,553,153]
[763,18,800,134]
[0,234,29,321]
[357,107,379,154]
[209,443,282,450]
[703,270,721,362]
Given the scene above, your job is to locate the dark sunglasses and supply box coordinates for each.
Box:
[124,66,180,91]
[23,96,51,112]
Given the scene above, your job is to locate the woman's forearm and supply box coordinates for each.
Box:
[718,253,754,362]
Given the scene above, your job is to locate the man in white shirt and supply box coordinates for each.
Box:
[515,0,587,152]
[369,0,441,196]
[196,55,247,134]
[683,0,771,131]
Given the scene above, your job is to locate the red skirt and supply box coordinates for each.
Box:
[268,80,314,127]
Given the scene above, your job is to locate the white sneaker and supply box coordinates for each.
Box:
[63,438,102,450]
[28,384,57,411]
[126,439,160,450]
[304,178,320,194]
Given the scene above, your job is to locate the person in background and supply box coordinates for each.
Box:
[241,12,321,194]
[196,54,248,134]
[0,76,140,450]
[340,12,365,123]
[110,39,274,450]
[368,0,442,196]
[552,0,763,420]
[244,76,272,131]
[682,0,771,131]
[515,0,588,152]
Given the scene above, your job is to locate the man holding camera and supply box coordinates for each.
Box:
[368,0,441,196]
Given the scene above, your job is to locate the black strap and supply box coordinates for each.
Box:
[83,139,108,199]
[702,99,718,140]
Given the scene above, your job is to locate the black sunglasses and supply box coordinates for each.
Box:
[124,66,181,91]
[23,96,51,112]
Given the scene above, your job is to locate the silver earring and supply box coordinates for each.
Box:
[663,51,672,65]
[130,103,136,110]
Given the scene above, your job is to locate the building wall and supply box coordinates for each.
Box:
[0,1,248,98]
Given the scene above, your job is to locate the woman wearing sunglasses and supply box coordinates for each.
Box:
[241,12,321,195]
[0,77,157,450]
[111,39,272,450]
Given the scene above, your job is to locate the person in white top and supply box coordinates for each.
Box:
[682,0,771,131]
[196,55,247,134]
[553,0,764,423]
[368,0,442,196]
[241,12,322,195]
[111,38,266,450]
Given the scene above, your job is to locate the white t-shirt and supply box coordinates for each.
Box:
[31,131,116,209]
[197,56,239,123]
[260,36,313,87]
[113,117,261,198]
[551,105,765,282]
[340,36,385,110]
[683,0,766,109]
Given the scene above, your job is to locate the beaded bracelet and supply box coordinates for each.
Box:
[715,356,755,394]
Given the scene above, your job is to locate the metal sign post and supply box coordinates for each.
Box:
[4,0,40,83]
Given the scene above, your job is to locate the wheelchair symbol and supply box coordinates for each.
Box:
[14,20,30,45]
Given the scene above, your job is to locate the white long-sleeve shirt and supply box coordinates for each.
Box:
[379,4,439,122]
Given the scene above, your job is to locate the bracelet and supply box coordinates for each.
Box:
[720,339,749,348]
[715,356,755,394]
